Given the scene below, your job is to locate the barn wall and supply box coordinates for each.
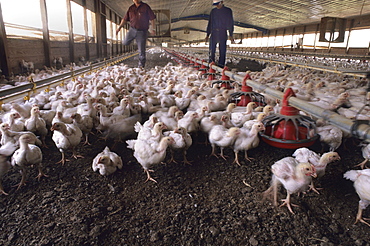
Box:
[50,41,70,65]
[74,43,87,64]
[7,38,45,75]
[89,43,98,60]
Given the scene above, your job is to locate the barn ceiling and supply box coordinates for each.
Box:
[102,0,370,44]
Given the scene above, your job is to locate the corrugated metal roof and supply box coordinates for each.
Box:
[102,0,370,43]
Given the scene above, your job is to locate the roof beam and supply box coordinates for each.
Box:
[171,14,268,33]
[171,27,206,33]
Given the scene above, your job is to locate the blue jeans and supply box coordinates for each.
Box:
[209,30,227,67]
[123,27,148,67]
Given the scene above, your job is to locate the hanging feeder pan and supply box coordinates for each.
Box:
[198,60,208,75]
[193,59,201,70]
[211,66,234,89]
[201,62,220,80]
[229,72,266,106]
[259,88,318,149]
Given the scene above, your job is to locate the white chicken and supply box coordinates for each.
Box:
[11,133,47,190]
[76,95,99,125]
[52,111,73,125]
[356,143,370,169]
[152,105,179,130]
[208,94,228,112]
[233,122,265,165]
[102,114,142,144]
[230,102,257,127]
[242,112,267,130]
[316,120,343,152]
[174,89,196,111]
[0,123,42,147]
[177,111,199,134]
[219,114,235,129]
[4,112,25,132]
[92,146,123,176]
[94,103,127,132]
[263,157,317,214]
[24,106,48,146]
[138,94,160,114]
[200,114,221,135]
[251,104,275,118]
[71,113,94,145]
[208,126,241,160]
[11,102,32,119]
[38,108,56,128]
[142,114,159,129]
[0,144,14,195]
[112,97,131,117]
[292,147,341,193]
[164,110,183,131]
[126,136,174,183]
[343,169,370,227]
[211,102,237,119]
[50,121,83,165]
[135,121,167,143]
[163,126,193,165]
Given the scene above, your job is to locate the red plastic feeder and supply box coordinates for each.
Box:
[193,58,201,70]
[259,88,318,149]
[198,60,208,75]
[211,66,233,89]
[189,57,195,67]
[229,72,266,106]
[201,62,219,80]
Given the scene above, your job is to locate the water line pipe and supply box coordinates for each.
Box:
[166,49,370,142]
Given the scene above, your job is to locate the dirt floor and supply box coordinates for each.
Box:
[0,48,369,246]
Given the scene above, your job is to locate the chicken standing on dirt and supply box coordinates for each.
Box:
[71,113,94,145]
[0,154,11,195]
[126,136,174,183]
[344,169,370,227]
[208,126,241,160]
[264,157,317,214]
[164,127,193,165]
[92,146,123,176]
[11,133,47,190]
[356,143,370,169]
[50,122,83,165]
[233,122,265,165]
[292,147,341,194]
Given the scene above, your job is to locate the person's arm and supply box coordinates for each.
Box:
[228,8,234,43]
[149,19,155,35]
[116,18,127,35]
[205,11,212,42]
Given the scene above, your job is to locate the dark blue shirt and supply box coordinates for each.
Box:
[206,5,234,36]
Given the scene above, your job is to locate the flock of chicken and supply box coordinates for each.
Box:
[0,51,369,226]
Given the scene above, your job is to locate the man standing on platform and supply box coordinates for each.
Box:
[116,0,156,68]
[205,0,234,68]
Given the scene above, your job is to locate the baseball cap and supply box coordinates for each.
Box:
[213,1,221,5]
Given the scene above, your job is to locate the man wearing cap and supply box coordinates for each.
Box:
[205,1,234,68]
[116,0,156,68]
